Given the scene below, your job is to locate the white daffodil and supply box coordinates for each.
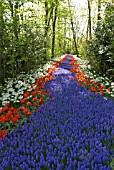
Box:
[7,88,14,92]
[18,95,23,100]
[14,100,20,103]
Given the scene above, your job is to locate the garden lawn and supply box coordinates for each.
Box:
[0,55,114,170]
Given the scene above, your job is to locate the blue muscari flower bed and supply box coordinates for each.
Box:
[0,56,114,170]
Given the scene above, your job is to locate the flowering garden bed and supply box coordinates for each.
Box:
[0,55,114,169]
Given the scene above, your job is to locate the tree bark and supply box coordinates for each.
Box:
[44,1,54,60]
[9,0,20,73]
[68,0,79,56]
[87,0,92,40]
[51,0,58,58]
[97,0,101,21]
[63,18,67,51]
[44,1,48,60]
[71,19,79,56]
[0,1,5,84]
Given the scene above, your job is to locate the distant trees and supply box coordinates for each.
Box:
[0,0,75,84]
[86,2,114,76]
[0,0,45,84]
[87,0,92,40]
[51,0,58,58]
[97,0,101,21]
[0,0,113,85]
[68,0,79,56]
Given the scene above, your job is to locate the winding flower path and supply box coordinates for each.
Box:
[0,55,114,169]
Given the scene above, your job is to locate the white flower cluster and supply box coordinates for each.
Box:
[73,55,114,98]
[1,55,114,107]
[0,59,59,106]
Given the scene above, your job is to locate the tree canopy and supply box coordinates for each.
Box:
[0,0,114,84]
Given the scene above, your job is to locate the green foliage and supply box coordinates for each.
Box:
[78,38,88,60]
[0,0,72,84]
[86,3,114,76]
[0,1,45,84]
[0,86,3,106]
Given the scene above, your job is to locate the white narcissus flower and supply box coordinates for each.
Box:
[7,88,14,92]
[32,85,37,90]
[111,94,114,97]
[15,100,20,103]
[18,91,24,95]
[12,92,17,95]
[10,99,15,101]
[15,84,20,88]
[18,95,23,100]
[2,55,113,107]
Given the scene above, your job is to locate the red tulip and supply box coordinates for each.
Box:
[38,97,43,105]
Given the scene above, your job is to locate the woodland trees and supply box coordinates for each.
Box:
[86,2,114,76]
[0,0,113,85]
[87,0,92,40]
[0,0,74,84]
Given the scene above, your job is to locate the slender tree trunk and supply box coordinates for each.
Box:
[0,1,5,84]
[86,25,88,42]
[14,1,20,72]
[51,0,58,58]
[63,18,67,51]
[71,19,79,56]
[68,0,79,56]
[97,0,101,21]
[87,0,92,40]
[14,1,19,40]
[44,1,48,60]
[9,0,20,75]
[44,1,54,60]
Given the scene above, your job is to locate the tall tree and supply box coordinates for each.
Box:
[68,0,79,56]
[97,0,101,21]
[51,0,58,58]
[63,17,67,51]
[87,0,92,40]
[44,0,54,60]
[0,0,6,84]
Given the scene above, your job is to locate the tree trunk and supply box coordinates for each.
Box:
[44,1,54,60]
[97,0,101,21]
[68,0,79,56]
[63,18,67,51]
[9,0,20,74]
[87,0,92,40]
[51,1,58,58]
[44,1,48,60]
[0,1,6,84]
[71,19,79,56]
